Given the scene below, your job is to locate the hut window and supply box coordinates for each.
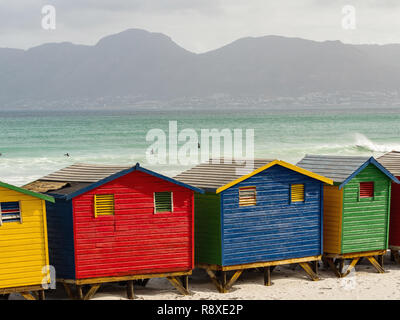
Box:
[0,202,22,225]
[154,192,173,213]
[239,187,257,206]
[291,184,305,203]
[360,182,374,199]
[94,194,114,218]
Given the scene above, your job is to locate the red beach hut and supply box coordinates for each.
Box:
[378,151,400,261]
[24,163,203,299]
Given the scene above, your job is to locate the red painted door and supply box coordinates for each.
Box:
[389,179,400,248]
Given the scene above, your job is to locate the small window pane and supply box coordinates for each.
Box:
[0,202,21,224]
[239,187,256,206]
[154,192,172,213]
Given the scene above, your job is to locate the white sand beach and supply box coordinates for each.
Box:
[7,253,400,300]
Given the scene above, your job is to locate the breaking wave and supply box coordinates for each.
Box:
[353,133,400,153]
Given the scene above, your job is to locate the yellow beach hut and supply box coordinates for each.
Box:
[0,180,54,300]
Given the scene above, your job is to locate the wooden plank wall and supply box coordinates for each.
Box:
[72,170,194,279]
[220,165,323,266]
[322,185,343,254]
[194,193,222,265]
[0,187,49,289]
[45,199,76,279]
[342,164,390,253]
[389,179,400,247]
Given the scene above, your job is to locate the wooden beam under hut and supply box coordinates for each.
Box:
[197,255,321,293]
[323,250,386,278]
[58,270,192,300]
[0,285,46,301]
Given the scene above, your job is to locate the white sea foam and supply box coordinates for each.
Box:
[353,133,400,153]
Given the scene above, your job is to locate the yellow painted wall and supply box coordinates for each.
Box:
[323,185,343,254]
[0,186,50,289]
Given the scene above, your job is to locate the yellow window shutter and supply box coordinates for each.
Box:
[239,186,257,207]
[94,194,114,217]
[291,184,305,203]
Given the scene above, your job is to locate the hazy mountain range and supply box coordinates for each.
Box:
[1,28,400,109]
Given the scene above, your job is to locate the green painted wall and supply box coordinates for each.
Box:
[194,193,222,265]
[341,164,391,254]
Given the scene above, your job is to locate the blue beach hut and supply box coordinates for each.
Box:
[174,159,333,292]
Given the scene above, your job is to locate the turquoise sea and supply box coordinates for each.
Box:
[0,105,399,186]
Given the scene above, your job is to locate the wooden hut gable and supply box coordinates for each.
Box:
[23,163,201,281]
[219,164,325,266]
[297,155,399,188]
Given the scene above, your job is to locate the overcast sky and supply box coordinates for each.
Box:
[1,0,400,53]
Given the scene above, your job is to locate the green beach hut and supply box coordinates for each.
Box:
[297,155,400,277]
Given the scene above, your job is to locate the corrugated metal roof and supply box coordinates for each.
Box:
[297,155,371,183]
[174,159,275,192]
[39,163,131,183]
[23,163,132,196]
[24,162,205,198]
[377,151,400,177]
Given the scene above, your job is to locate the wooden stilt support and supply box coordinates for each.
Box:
[76,285,84,300]
[322,257,329,270]
[84,284,101,300]
[224,270,243,292]
[139,279,150,287]
[310,260,319,275]
[180,276,189,292]
[366,256,385,274]
[167,276,190,295]
[205,269,225,293]
[20,292,36,300]
[198,255,321,293]
[324,250,387,277]
[338,259,344,274]
[299,262,319,281]
[392,250,400,264]
[205,269,244,293]
[38,290,45,300]
[62,282,75,299]
[264,267,272,286]
[341,258,360,277]
[221,271,227,289]
[56,270,191,300]
[377,255,384,268]
[126,281,134,300]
